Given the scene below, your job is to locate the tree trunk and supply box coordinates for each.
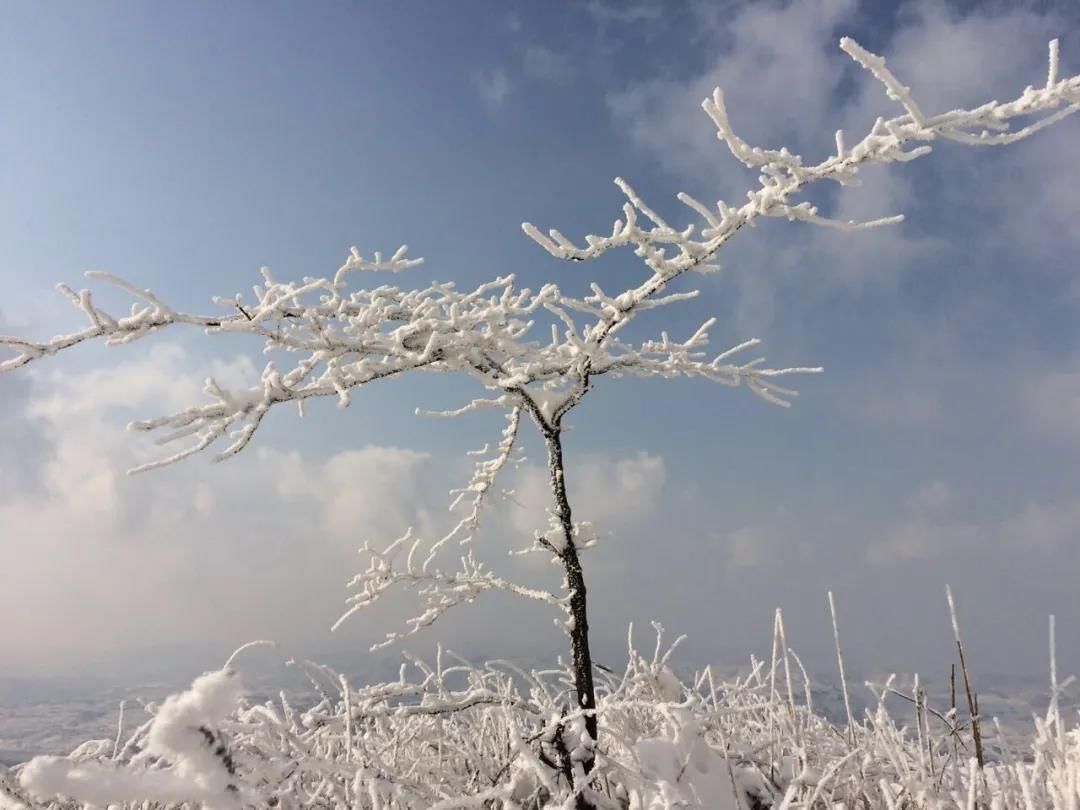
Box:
[544,430,597,804]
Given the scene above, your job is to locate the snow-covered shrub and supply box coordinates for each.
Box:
[4,621,1078,809]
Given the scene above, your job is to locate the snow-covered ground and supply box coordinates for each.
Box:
[0,662,1068,768]
[2,643,1076,809]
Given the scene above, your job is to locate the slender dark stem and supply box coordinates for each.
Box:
[543,428,597,806]
[955,637,985,770]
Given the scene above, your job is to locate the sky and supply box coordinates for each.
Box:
[2,0,1080,690]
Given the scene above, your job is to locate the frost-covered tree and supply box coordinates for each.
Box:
[3,35,1079,809]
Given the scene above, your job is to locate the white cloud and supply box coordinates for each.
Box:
[839,1,1080,260]
[602,0,947,309]
[862,476,1080,564]
[862,2,1060,119]
[866,519,979,565]
[20,344,260,516]
[865,480,975,564]
[522,45,573,82]
[29,343,255,421]
[582,1,661,27]
[909,481,951,513]
[1028,127,1080,250]
[605,0,1079,301]
[607,0,854,183]
[0,344,449,673]
[724,525,779,571]
[507,451,666,538]
[1024,370,1080,440]
[0,343,678,675]
[273,446,432,539]
[473,46,571,118]
[1002,497,1080,555]
[474,67,512,110]
[862,387,943,430]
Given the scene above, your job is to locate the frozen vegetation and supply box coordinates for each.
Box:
[1,616,1078,809]
[2,31,1079,809]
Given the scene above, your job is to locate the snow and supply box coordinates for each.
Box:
[17,670,244,808]
[6,629,1077,808]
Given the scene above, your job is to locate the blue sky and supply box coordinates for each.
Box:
[2,0,1080,687]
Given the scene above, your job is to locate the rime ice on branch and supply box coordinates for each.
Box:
[2,35,1079,807]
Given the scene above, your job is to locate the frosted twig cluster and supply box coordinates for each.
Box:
[331,528,561,648]
[429,405,526,557]
[0,258,805,474]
